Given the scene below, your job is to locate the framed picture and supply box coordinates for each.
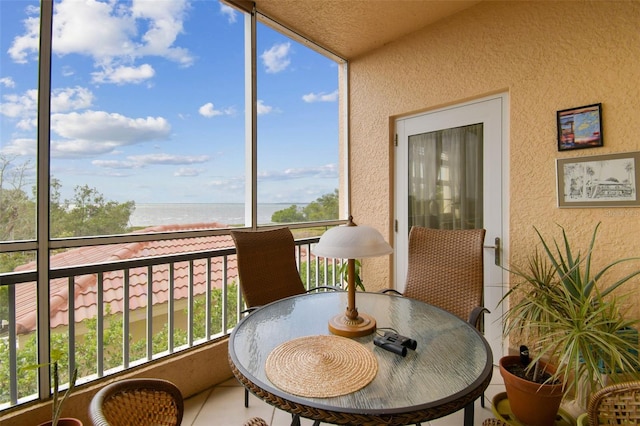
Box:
[557,103,603,151]
[557,151,640,208]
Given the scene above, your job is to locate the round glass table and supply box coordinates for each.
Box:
[228,291,493,426]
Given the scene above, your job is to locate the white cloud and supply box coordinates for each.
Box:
[127,153,209,165]
[52,139,119,157]
[0,90,37,119]
[0,138,36,156]
[199,102,222,117]
[16,118,37,131]
[91,153,209,171]
[220,4,237,23]
[92,159,139,169]
[52,110,170,142]
[206,175,245,192]
[0,77,16,88]
[174,167,201,177]
[0,86,94,130]
[258,164,338,181]
[61,66,75,77]
[7,12,40,64]
[199,102,235,117]
[92,64,155,85]
[257,100,274,115]
[91,154,209,170]
[130,0,193,65]
[51,87,95,113]
[302,90,338,103]
[8,0,193,84]
[48,110,171,157]
[0,86,94,133]
[261,42,291,73]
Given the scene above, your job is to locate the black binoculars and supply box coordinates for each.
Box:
[373,332,417,357]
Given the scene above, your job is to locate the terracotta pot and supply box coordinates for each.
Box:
[37,418,83,426]
[499,355,564,426]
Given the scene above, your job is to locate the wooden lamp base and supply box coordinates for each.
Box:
[328,312,376,338]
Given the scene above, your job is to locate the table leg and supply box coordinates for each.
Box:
[464,402,474,426]
[291,414,301,426]
[290,414,320,426]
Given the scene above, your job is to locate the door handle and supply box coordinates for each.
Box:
[483,237,501,266]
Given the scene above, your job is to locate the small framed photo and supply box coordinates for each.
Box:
[557,103,603,151]
[557,151,640,208]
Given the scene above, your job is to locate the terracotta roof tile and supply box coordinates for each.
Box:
[15,223,238,334]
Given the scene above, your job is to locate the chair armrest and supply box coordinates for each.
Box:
[241,306,262,315]
[468,306,490,330]
[379,288,403,295]
[306,285,344,293]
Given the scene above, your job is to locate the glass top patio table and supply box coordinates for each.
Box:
[228,291,493,426]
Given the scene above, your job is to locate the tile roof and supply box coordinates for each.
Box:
[14,223,239,334]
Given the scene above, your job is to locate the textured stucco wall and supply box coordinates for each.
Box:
[350,0,640,310]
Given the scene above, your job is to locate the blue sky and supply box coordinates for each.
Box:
[0,0,339,205]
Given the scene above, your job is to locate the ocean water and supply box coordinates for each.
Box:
[129,203,305,227]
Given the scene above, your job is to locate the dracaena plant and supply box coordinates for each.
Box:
[502,222,640,408]
[25,349,78,426]
[51,360,78,426]
[336,259,364,291]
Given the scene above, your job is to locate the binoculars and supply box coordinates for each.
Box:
[373,331,417,357]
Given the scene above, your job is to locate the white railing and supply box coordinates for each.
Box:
[0,236,344,411]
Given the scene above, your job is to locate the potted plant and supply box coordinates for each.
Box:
[28,350,81,426]
[500,222,640,423]
[337,259,364,290]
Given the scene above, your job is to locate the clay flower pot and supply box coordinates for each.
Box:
[499,356,564,426]
[38,418,83,426]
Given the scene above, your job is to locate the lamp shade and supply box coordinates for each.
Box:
[313,223,393,259]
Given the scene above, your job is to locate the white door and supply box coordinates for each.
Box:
[394,93,508,362]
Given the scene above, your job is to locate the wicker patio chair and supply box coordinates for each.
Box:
[231,227,339,407]
[481,419,509,426]
[409,226,487,326]
[382,226,488,408]
[243,417,270,426]
[89,378,183,426]
[383,226,487,327]
[231,227,310,309]
[583,380,640,425]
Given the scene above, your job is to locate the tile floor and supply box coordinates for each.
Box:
[182,366,506,425]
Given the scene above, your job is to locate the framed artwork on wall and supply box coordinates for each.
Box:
[557,103,603,151]
[556,151,640,208]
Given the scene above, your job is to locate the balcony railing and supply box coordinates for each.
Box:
[0,236,344,411]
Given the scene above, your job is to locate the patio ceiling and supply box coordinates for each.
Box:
[253,0,483,60]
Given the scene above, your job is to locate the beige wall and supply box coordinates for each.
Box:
[350,1,640,313]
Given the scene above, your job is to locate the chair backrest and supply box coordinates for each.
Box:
[231,227,306,308]
[403,226,485,322]
[89,378,183,426]
[587,381,640,425]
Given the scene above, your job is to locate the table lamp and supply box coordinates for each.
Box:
[312,216,393,337]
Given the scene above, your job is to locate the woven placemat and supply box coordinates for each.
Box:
[265,334,378,398]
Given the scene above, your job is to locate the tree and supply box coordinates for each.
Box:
[271,189,339,223]
[52,184,135,238]
[304,189,339,221]
[271,205,306,223]
[1,155,135,243]
[0,154,35,242]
